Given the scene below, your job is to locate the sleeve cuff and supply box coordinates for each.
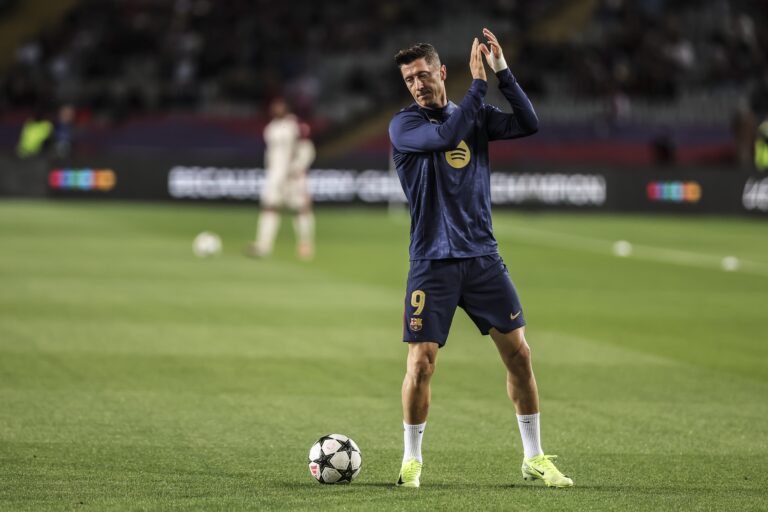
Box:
[471,79,488,95]
[496,68,516,84]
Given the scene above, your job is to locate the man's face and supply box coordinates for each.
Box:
[400,58,447,109]
[270,99,288,119]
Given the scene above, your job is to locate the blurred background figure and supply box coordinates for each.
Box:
[247,98,316,260]
[53,103,75,159]
[756,118,768,172]
[15,108,51,159]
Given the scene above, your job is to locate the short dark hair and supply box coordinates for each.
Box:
[394,43,441,68]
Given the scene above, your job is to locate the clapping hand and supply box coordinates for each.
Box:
[469,37,487,81]
[479,27,508,73]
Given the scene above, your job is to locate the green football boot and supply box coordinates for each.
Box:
[396,458,423,488]
[521,454,573,488]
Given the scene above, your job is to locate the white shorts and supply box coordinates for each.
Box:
[261,169,310,210]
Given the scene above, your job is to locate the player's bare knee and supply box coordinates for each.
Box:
[503,340,532,374]
[406,342,438,382]
[408,357,435,383]
[516,340,531,362]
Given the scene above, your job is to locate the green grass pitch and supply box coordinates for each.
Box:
[1,200,767,511]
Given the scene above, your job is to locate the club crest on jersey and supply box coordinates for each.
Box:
[409,317,423,332]
[445,140,470,169]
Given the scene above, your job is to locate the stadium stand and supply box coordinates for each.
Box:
[0,0,765,166]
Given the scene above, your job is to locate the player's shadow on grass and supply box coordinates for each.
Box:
[280,481,580,491]
[281,481,515,490]
[351,482,527,490]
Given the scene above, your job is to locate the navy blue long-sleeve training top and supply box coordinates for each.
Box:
[389,68,539,260]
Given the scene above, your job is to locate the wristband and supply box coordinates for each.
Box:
[490,53,508,73]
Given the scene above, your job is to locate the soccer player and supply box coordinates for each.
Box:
[389,29,573,488]
[247,98,316,260]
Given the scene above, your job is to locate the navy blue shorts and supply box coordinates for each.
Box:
[402,253,525,346]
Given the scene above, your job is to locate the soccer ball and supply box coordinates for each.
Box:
[192,231,222,257]
[308,434,362,484]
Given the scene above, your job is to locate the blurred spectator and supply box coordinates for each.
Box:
[53,104,76,159]
[606,82,631,127]
[651,129,676,165]
[732,106,757,169]
[756,119,768,172]
[16,109,52,159]
[750,71,768,119]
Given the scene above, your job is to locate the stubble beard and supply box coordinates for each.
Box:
[417,90,444,110]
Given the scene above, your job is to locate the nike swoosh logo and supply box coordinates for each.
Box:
[510,311,521,320]
[520,420,530,423]
[532,467,545,476]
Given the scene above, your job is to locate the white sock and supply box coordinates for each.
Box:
[255,210,279,255]
[293,211,315,245]
[517,413,543,459]
[403,422,426,463]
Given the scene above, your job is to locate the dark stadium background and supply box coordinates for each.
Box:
[1,0,766,210]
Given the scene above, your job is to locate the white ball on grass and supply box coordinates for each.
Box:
[308,434,362,484]
[721,256,739,272]
[612,240,633,257]
[192,231,222,258]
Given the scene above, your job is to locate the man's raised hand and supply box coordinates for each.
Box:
[470,37,487,82]
[480,27,508,73]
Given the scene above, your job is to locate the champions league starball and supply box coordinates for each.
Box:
[308,434,362,484]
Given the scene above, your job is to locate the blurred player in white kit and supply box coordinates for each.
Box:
[247,98,316,260]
